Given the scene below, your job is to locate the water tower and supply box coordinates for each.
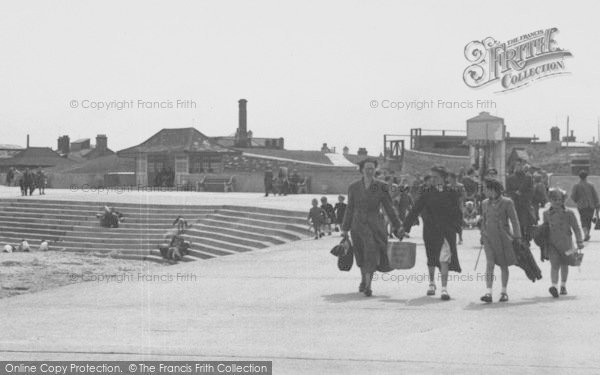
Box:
[466,112,507,186]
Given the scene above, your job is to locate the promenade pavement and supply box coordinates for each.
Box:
[0,189,599,374]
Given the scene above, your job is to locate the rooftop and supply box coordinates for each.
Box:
[118,127,238,155]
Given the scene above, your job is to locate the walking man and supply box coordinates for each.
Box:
[570,171,599,241]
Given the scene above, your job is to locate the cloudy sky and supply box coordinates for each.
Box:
[1,0,598,154]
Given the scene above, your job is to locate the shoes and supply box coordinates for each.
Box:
[359,282,366,293]
[499,293,509,302]
[584,235,590,242]
[364,288,372,297]
[319,232,324,238]
[441,290,450,301]
[426,284,436,296]
[560,286,567,295]
[480,293,492,303]
[549,286,559,298]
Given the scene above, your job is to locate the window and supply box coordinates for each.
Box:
[173,156,187,173]
[189,155,221,174]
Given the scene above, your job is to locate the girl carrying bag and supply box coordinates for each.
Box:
[566,249,584,267]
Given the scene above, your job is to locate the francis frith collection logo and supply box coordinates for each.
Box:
[463,28,572,92]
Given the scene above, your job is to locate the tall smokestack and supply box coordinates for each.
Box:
[96,134,107,152]
[236,99,248,147]
[239,99,247,135]
[27,134,30,148]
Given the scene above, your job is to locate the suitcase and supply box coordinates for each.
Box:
[387,240,416,269]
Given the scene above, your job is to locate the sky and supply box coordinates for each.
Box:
[1,0,599,155]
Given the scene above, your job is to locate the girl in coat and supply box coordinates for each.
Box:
[544,188,584,297]
[479,178,522,303]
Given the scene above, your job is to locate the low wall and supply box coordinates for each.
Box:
[548,175,600,207]
[36,169,363,195]
[402,149,471,175]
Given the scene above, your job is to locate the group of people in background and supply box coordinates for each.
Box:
[330,157,597,303]
[264,166,305,196]
[5,167,47,196]
[308,196,346,239]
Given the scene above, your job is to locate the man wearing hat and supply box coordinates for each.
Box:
[506,160,535,243]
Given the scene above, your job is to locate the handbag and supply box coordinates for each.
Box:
[387,239,416,270]
[330,238,353,271]
[567,250,584,267]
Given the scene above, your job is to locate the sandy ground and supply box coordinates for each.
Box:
[0,250,158,299]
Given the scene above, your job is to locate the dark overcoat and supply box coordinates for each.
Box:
[342,178,401,273]
[403,185,462,272]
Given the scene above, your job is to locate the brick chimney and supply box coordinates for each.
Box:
[96,134,107,152]
[57,135,70,154]
[550,126,560,142]
[235,99,248,147]
[343,146,349,155]
[357,147,368,156]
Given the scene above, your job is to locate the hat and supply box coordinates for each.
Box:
[430,165,448,178]
[548,187,567,202]
[358,158,378,172]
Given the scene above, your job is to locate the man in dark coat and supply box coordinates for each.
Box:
[23,168,34,196]
[570,170,600,241]
[403,166,462,301]
[342,158,401,297]
[264,166,274,197]
[289,169,301,194]
[6,167,14,186]
[505,160,535,243]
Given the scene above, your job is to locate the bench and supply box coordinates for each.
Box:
[197,176,236,192]
[297,176,311,194]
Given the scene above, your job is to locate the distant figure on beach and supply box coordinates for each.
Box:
[18,239,30,252]
[39,239,49,251]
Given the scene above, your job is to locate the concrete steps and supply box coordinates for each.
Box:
[0,198,308,263]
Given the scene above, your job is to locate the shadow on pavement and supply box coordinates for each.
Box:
[322,293,391,303]
[464,295,577,310]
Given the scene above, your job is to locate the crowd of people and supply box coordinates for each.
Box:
[331,157,596,303]
[5,167,47,196]
[264,166,306,196]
